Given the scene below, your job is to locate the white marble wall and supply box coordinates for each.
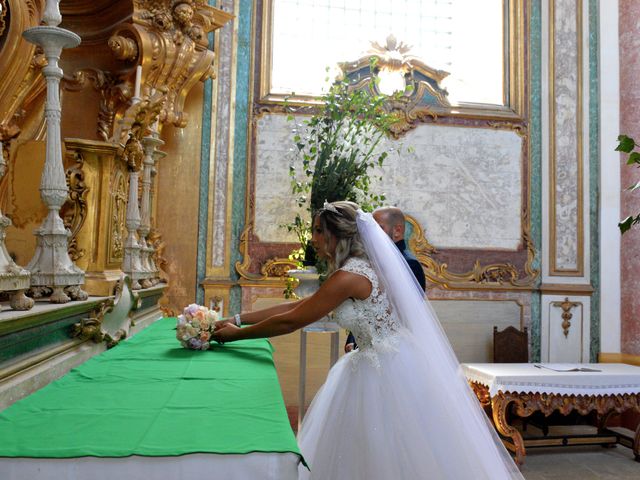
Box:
[541,295,591,363]
[551,0,583,272]
[254,113,523,249]
[540,0,593,361]
[209,0,236,273]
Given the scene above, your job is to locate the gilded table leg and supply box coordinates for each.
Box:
[492,394,526,465]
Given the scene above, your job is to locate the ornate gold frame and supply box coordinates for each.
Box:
[259,0,526,121]
[231,0,537,292]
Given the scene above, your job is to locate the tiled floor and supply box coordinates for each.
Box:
[287,407,640,479]
[521,445,640,479]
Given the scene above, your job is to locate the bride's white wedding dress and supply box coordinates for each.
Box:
[297,213,523,479]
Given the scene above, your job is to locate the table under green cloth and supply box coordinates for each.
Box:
[0,317,302,462]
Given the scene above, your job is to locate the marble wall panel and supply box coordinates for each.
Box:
[210,0,235,270]
[619,0,640,356]
[254,113,523,249]
[551,0,581,271]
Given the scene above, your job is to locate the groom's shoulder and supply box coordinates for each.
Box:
[402,249,419,263]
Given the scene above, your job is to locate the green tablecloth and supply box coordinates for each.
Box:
[0,317,302,460]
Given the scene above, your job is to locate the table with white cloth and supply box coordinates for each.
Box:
[0,317,303,480]
[462,363,640,465]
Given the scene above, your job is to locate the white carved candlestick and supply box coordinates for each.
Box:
[148,134,166,284]
[138,133,163,288]
[0,143,34,310]
[23,1,87,303]
[122,134,144,290]
[132,65,142,104]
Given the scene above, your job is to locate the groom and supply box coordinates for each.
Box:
[344,206,427,352]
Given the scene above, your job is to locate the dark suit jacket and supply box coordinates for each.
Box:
[345,239,426,348]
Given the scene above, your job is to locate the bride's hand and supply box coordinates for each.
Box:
[213,323,240,344]
[213,319,234,332]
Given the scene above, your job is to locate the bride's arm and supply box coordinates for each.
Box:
[213,270,371,342]
[216,299,308,328]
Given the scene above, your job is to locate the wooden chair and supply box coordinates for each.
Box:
[493,326,547,434]
[493,325,529,363]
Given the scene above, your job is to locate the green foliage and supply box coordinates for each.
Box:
[616,134,640,234]
[282,79,400,260]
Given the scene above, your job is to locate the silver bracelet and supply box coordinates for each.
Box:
[234,313,241,327]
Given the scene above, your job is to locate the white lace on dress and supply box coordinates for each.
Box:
[333,257,403,367]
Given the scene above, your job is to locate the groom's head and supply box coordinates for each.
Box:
[373,207,405,243]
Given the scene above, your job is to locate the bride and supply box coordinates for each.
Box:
[213,201,523,479]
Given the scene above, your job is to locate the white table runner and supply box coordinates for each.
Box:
[462,363,640,397]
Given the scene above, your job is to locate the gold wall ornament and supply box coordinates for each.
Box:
[487,121,528,138]
[63,68,122,141]
[0,0,46,146]
[235,223,266,281]
[147,227,168,281]
[406,214,538,290]
[71,297,117,344]
[63,139,129,296]
[70,276,130,348]
[123,133,144,172]
[336,35,449,139]
[0,0,7,38]
[70,318,105,343]
[107,0,233,130]
[261,257,299,278]
[61,149,88,262]
[552,297,580,338]
[109,169,128,262]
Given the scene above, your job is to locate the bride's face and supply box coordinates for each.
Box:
[311,216,336,259]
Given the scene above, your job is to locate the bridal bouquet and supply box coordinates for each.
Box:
[176,303,220,350]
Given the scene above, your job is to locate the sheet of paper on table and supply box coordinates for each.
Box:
[534,363,602,372]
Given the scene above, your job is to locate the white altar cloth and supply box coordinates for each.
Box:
[462,363,640,397]
[0,452,301,480]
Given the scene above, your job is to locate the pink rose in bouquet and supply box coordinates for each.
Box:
[176,303,219,350]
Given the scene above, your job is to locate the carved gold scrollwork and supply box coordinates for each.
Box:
[406,214,537,290]
[61,150,88,262]
[261,258,299,278]
[71,276,131,348]
[108,34,139,62]
[71,298,115,344]
[63,69,122,141]
[552,297,580,338]
[469,381,640,465]
[107,0,233,133]
[109,170,128,262]
[0,0,47,149]
[488,121,528,138]
[148,227,168,281]
[71,318,105,343]
[338,35,450,139]
[0,0,7,38]
[123,134,144,172]
[235,223,266,281]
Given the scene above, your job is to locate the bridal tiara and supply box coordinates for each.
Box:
[322,201,342,216]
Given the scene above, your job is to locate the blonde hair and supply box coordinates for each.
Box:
[315,201,367,273]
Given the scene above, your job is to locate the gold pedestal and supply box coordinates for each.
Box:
[63,138,128,296]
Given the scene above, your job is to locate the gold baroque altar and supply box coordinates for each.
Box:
[0,0,232,303]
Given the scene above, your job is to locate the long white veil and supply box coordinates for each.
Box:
[356,211,523,479]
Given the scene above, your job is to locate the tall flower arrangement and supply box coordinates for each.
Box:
[283,79,400,272]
